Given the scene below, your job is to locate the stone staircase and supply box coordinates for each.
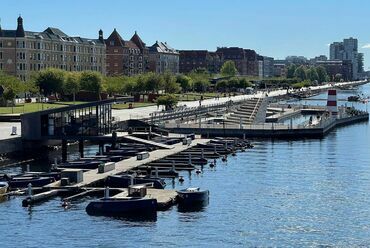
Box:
[225,98,266,125]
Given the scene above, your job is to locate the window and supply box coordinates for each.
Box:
[114,49,118,53]
[110,41,114,46]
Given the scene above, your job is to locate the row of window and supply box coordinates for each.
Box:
[0,40,104,54]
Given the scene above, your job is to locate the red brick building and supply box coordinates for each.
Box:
[105,29,148,76]
[179,50,221,73]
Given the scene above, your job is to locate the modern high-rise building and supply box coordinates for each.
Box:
[329,37,359,80]
[0,16,106,81]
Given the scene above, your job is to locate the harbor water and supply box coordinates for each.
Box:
[1,84,370,247]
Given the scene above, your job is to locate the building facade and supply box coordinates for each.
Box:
[148,41,179,74]
[262,56,274,78]
[179,50,221,74]
[0,17,106,81]
[105,29,149,76]
[329,37,359,80]
[316,60,353,81]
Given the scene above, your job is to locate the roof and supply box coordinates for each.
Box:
[0,27,104,45]
[149,41,178,54]
[130,31,146,50]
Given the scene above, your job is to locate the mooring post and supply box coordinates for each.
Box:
[112,131,117,149]
[26,164,30,172]
[172,161,175,171]
[155,167,159,178]
[104,187,109,199]
[28,183,32,197]
[188,154,192,165]
[130,175,134,186]
[62,139,67,163]
[201,148,204,159]
[78,139,84,158]
[243,133,246,140]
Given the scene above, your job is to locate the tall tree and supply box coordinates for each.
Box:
[221,60,238,77]
[315,66,328,83]
[176,75,192,92]
[306,67,319,82]
[33,68,65,96]
[79,71,103,100]
[293,66,307,81]
[63,72,80,102]
[145,72,163,93]
[162,72,180,93]
[286,64,297,78]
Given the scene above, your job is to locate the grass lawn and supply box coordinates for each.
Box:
[0,103,67,114]
[112,102,156,109]
[176,92,218,101]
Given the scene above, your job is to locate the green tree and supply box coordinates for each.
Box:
[156,94,178,111]
[315,66,328,83]
[145,72,163,93]
[293,66,306,81]
[193,78,209,92]
[334,73,343,82]
[215,79,228,92]
[286,64,297,78]
[79,71,103,100]
[306,67,319,82]
[221,60,238,77]
[64,72,80,102]
[33,68,65,96]
[162,72,180,93]
[176,75,192,92]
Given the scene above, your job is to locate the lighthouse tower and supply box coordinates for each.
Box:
[327,89,338,117]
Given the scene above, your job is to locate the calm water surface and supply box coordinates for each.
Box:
[1,85,370,247]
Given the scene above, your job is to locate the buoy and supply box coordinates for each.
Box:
[222,155,227,162]
[209,162,215,168]
[213,159,217,165]
[179,176,184,183]
[195,169,201,174]
[232,151,236,156]
[62,200,70,208]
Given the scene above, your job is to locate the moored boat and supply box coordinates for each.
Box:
[8,176,56,188]
[105,174,166,189]
[176,187,209,206]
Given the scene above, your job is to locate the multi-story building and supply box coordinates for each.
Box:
[179,50,221,74]
[105,29,148,76]
[316,60,353,81]
[329,37,359,80]
[309,55,327,65]
[273,63,287,77]
[0,16,106,80]
[148,41,179,74]
[262,56,274,78]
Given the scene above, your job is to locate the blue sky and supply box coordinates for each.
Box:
[2,0,370,68]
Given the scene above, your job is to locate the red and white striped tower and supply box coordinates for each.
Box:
[327,89,338,117]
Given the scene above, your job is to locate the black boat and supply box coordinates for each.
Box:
[8,176,56,188]
[177,187,209,206]
[105,175,166,189]
[86,197,157,218]
[58,160,102,170]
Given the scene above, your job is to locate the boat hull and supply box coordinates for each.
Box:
[86,198,157,218]
[177,190,209,206]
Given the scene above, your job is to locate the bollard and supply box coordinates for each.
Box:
[26,164,30,172]
[201,149,204,159]
[104,187,110,199]
[155,167,159,178]
[28,183,32,197]
[130,175,134,186]
[243,133,246,140]
[214,145,216,153]
[188,154,192,165]
[99,146,103,156]
[172,161,175,171]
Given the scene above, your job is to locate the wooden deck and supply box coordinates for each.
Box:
[73,138,210,187]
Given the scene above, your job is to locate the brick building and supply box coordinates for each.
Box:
[179,50,221,73]
[105,29,148,76]
[0,16,106,81]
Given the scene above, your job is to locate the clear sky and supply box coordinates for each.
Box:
[2,0,370,68]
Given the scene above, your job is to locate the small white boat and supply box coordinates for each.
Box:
[0,182,9,196]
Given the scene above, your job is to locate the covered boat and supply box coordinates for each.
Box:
[177,187,209,206]
[8,176,55,188]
